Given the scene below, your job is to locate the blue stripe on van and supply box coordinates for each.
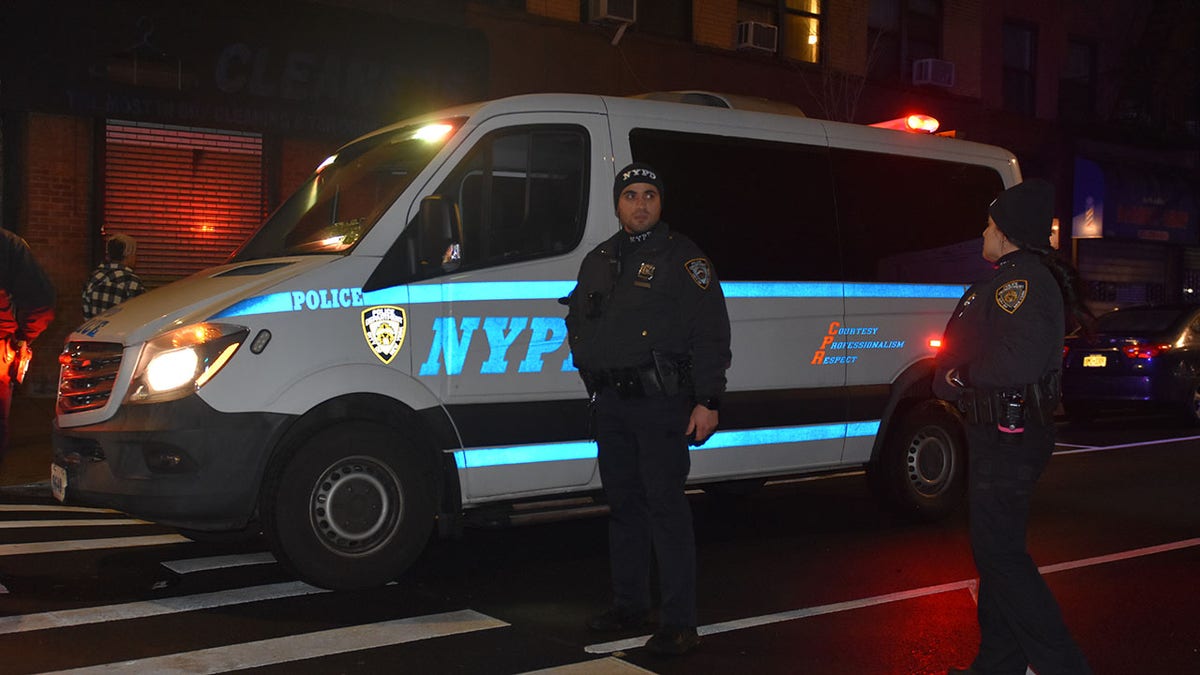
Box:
[452,420,882,469]
[213,281,964,318]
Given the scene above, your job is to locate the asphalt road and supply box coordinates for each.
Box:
[1,413,1197,674]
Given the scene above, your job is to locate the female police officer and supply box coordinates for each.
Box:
[565,162,731,656]
[935,179,1093,675]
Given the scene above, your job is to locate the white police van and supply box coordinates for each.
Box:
[53,92,1018,590]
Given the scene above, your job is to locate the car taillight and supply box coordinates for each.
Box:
[1121,342,1172,359]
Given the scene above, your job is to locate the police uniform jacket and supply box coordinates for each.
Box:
[566,223,731,403]
[1,229,55,344]
[933,249,1062,401]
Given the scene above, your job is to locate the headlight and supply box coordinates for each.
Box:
[126,323,249,404]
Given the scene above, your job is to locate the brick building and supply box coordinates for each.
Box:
[2,0,1198,395]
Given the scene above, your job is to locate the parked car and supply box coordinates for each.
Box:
[1062,304,1200,423]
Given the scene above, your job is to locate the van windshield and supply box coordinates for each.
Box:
[231,121,460,262]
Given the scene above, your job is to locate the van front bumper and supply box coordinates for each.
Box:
[52,395,293,530]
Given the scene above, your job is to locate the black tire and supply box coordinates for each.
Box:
[867,401,967,520]
[261,422,437,590]
[1180,383,1200,425]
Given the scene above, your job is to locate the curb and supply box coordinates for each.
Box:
[0,480,52,500]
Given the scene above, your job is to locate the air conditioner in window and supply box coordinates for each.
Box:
[589,0,636,24]
[736,21,778,53]
[913,58,956,87]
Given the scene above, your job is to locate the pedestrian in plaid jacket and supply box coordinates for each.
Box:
[82,233,145,319]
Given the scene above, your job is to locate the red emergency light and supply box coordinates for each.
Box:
[869,114,940,134]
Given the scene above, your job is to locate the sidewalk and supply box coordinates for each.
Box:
[1,394,56,491]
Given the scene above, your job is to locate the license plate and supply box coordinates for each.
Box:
[50,464,67,503]
[1083,354,1107,368]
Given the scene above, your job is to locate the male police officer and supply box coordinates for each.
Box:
[566,162,731,656]
[935,179,1092,675]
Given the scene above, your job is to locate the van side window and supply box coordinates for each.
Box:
[629,128,841,281]
[408,125,588,276]
[833,149,1005,283]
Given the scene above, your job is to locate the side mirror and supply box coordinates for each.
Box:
[362,195,464,292]
[419,195,463,272]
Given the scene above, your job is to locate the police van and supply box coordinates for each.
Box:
[53,92,1018,590]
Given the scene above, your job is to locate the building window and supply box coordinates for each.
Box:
[737,1,820,63]
[782,1,821,63]
[1003,21,1037,115]
[1059,39,1096,121]
[638,0,692,42]
[867,0,943,81]
[737,0,776,25]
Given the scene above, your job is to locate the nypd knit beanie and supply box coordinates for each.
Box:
[989,179,1054,248]
[612,162,664,207]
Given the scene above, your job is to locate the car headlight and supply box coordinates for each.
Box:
[126,323,249,404]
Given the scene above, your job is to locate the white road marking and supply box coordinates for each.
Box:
[586,536,1200,654]
[161,552,277,574]
[1053,442,1096,450]
[0,519,148,529]
[0,534,189,557]
[0,505,121,514]
[520,657,658,674]
[0,581,327,635]
[44,609,508,674]
[1055,433,1200,455]
[1036,538,1200,575]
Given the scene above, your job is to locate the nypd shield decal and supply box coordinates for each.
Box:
[686,258,712,289]
[995,279,1028,314]
[362,306,407,364]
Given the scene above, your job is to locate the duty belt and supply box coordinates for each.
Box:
[956,372,1060,427]
[581,352,692,399]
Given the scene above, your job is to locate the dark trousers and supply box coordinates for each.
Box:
[966,423,1091,675]
[594,389,696,628]
[0,370,13,458]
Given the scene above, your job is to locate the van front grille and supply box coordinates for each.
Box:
[58,342,126,413]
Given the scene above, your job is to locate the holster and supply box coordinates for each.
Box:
[582,352,693,400]
[956,372,1059,427]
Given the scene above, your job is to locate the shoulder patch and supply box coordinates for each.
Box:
[995,279,1028,314]
[685,258,712,289]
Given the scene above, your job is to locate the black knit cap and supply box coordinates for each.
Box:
[612,162,664,207]
[989,178,1055,247]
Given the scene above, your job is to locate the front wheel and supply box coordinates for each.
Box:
[867,401,967,521]
[262,422,437,590]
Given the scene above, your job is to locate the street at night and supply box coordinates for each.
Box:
[3,3,1200,675]
[2,413,1196,674]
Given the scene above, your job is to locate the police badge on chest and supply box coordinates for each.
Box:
[635,262,655,288]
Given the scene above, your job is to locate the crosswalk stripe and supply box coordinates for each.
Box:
[0,581,327,634]
[161,552,277,574]
[0,534,189,557]
[0,519,149,529]
[0,505,121,514]
[519,657,658,674]
[43,609,508,674]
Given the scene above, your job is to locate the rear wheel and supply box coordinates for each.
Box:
[262,422,437,590]
[867,401,967,521]
[1180,382,1200,425]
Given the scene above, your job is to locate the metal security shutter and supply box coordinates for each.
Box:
[1077,238,1172,309]
[104,120,264,287]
